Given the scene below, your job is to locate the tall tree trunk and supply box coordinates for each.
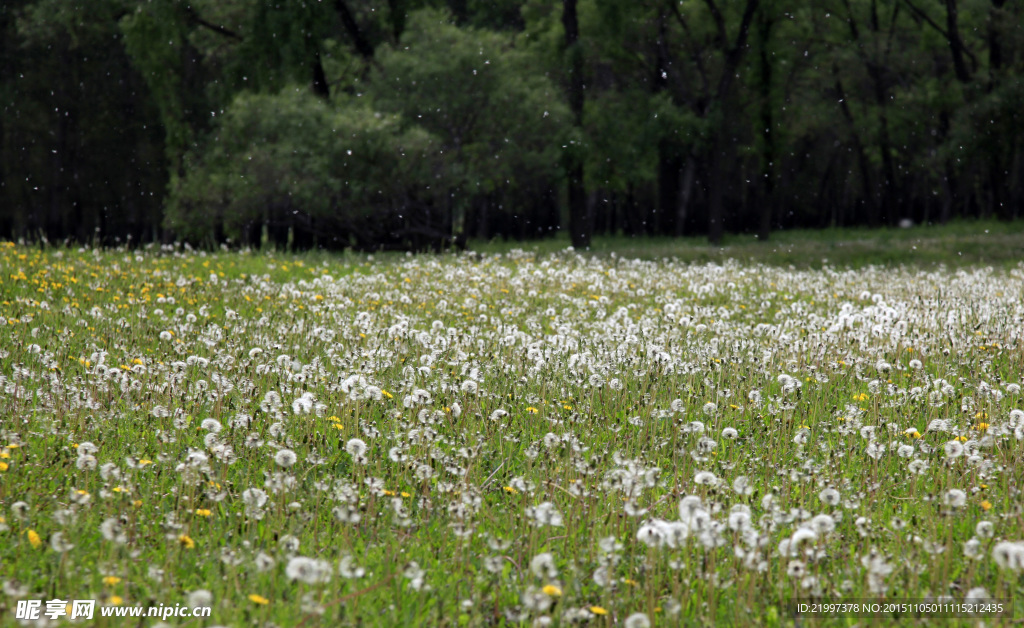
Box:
[756,9,775,241]
[563,0,591,248]
[704,0,759,244]
[311,48,330,98]
[334,0,374,60]
[944,0,972,83]
[834,76,878,227]
[676,155,696,237]
[707,139,725,245]
[657,140,683,236]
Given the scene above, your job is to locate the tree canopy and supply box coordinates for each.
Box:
[2,0,1022,248]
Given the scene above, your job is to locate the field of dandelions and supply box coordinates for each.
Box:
[2,240,1024,627]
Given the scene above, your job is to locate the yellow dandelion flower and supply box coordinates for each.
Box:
[980,500,993,511]
[0,462,7,472]
[249,594,270,605]
[178,534,195,549]
[194,509,212,517]
[107,596,123,606]
[526,406,539,414]
[590,606,608,615]
[103,576,122,586]
[542,585,562,597]
[503,486,519,495]
[27,529,42,549]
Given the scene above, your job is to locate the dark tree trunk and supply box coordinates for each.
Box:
[657,141,683,236]
[448,0,469,24]
[387,0,409,39]
[311,48,330,99]
[676,155,696,237]
[334,0,374,60]
[833,71,879,227]
[704,0,759,244]
[563,0,591,248]
[756,9,775,241]
[707,140,725,245]
[944,0,973,83]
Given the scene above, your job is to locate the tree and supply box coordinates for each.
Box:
[167,88,448,250]
[371,9,571,243]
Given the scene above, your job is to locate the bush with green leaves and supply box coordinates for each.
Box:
[167,88,447,249]
[372,9,572,239]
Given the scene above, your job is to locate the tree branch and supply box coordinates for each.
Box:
[701,0,728,49]
[334,0,374,60]
[667,2,710,101]
[184,7,242,41]
[716,0,760,100]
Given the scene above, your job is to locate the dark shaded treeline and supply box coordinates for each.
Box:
[1,0,1021,250]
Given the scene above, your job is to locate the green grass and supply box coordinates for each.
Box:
[1,239,1023,626]
[469,220,1024,268]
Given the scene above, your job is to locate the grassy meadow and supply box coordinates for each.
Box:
[1,230,1024,626]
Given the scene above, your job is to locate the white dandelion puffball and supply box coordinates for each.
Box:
[274,448,298,468]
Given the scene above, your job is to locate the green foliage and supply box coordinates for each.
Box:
[4,0,1024,247]
[372,9,571,210]
[167,88,445,247]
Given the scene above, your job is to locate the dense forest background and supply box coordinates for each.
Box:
[1,0,1022,250]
